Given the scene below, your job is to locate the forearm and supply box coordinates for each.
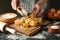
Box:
[37,0,47,7]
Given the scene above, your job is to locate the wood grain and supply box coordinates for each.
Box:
[10,24,40,36]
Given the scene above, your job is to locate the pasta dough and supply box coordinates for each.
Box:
[15,13,42,30]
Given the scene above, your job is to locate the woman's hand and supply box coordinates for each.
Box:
[32,3,41,17]
[11,0,20,10]
[32,0,47,17]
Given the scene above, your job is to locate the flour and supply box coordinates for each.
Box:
[50,25,59,29]
[0,13,15,18]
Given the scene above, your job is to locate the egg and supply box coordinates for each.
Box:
[47,12,54,20]
[49,8,56,13]
[54,13,59,17]
[46,8,60,20]
[54,13,60,19]
[57,10,60,15]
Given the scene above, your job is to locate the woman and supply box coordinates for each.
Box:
[11,0,60,17]
[11,0,47,17]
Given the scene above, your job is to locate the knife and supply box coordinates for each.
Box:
[17,7,28,16]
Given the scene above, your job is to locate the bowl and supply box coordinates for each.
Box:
[48,25,59,34]
[0,13,17,24]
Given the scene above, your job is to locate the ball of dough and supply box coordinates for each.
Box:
[25,18,32,24]
[29,20,37,27]
[22,23,29,28]
[15,19,24,26]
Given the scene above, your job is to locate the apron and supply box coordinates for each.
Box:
[20,0,45,13]
[20,0,35,13]
[0,0,15,13]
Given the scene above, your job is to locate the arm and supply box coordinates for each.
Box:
[32,0,47,17]
[37,0,47,7]
[11,0,20,10]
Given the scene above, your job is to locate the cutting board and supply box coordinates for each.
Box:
[10,24,40,36]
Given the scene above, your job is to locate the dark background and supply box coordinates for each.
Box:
[0,0,16,13]
[47,0,60,10]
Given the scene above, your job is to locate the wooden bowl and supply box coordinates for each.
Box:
[45,8,60,21]
[0,13,17,24]
[48,25,59,34]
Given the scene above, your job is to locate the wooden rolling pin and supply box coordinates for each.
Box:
[0,21,16,34]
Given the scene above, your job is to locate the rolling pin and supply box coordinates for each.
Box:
[0,21,16,34]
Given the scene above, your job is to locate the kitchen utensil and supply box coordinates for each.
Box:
[17,7,28,16]
[0,21,16,34]
[0,13,17,24]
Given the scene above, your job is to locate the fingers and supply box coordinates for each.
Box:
[11,0,20,10]
[32,5,41,17]
[11,0,17,10]
[32,6,36,13]
[32,8,41,17]
[36,8,40,14]
[35,10,41,17]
